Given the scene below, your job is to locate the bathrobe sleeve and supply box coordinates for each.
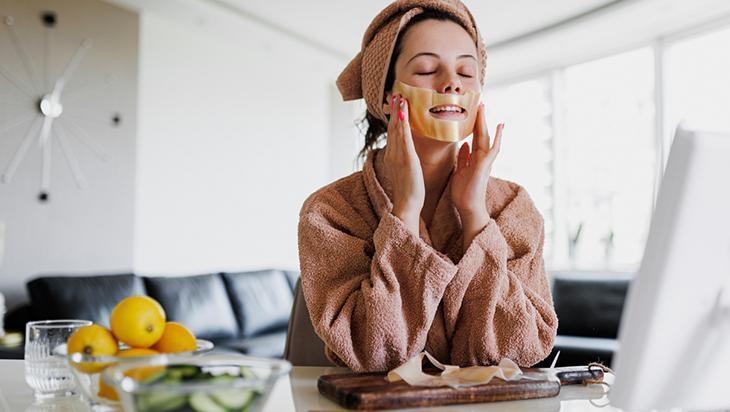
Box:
[443,184,558,367]
[298,189,458,372]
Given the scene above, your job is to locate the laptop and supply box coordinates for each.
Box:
[610,128,730,411]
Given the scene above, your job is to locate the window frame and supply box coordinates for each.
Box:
[486,18,730,272]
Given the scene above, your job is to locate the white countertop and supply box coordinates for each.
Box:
[0,359,622,411]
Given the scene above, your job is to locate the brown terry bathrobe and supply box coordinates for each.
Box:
[298,148,558,372]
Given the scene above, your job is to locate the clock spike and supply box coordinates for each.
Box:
[50,39,92,100]
[0,63,35,98]
[55,124,87,189]
[4,14,40,92]
[40,126,52,195]
[38,116,53,147]
[0,112,36,136]
[57,117,109,162]
[43,23,49,91]
[2,118,42,183]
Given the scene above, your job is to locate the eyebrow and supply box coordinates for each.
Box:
[406,52,477,64]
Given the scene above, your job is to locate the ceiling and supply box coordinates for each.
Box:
[215,0,616,55]
[107,0,618,59]
[105,0,730,82]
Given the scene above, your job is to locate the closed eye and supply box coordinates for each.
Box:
[416,71,436,75]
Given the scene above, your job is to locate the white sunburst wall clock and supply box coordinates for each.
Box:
[1,8,125,203]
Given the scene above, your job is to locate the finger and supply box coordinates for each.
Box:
[457,141,470,173]
[386,94,400,152]
[473,103,490,154]
[400,97,416,155]
[486,122,504,162]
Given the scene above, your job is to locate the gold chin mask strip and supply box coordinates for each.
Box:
[393,81,481,143]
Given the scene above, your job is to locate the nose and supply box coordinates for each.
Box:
[439,72,462,94]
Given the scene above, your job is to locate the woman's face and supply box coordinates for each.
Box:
[383,19,480,118]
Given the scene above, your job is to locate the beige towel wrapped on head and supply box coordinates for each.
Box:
[298,149,558,372]
[336,0,488,123]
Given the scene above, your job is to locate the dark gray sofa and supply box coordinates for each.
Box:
[2,269,299,359]
[4,269,631,367]
[539,271,631,367]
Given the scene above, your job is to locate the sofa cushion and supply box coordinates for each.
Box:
[552,272,631,339]
[217,331,287,358]
[26,274,145,328]
[222,270,293,338]
[144,274,239,340]
[283,270,300,292]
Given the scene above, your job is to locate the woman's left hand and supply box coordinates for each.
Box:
[451,103,503,236]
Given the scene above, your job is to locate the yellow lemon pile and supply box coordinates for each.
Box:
[66,295,198,400]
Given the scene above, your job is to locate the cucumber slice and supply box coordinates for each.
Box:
[209,374,236,384]
[240,367,256,379]
[211,389,254,410]
[177,365,202,379]
[190,393,227,412]
[135,391,187,412]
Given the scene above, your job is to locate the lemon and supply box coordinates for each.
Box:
[66,324,118,374]
[152,322,197,353]
[98,348,162,401]
[110,296,166,348]
[97,378,118,401]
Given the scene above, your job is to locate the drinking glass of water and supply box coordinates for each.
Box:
[24,320,92,399]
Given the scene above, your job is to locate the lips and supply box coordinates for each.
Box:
[429,104,467,121]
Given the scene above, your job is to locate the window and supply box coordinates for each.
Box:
[560,48,656,270]
[488,47,658,271]
[486,77,554,261]
[665,26,730,159]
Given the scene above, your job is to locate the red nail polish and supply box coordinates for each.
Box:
[398,110,404,121]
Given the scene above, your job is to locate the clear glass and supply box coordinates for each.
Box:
[561,47,656,270]
[24,319,92,399]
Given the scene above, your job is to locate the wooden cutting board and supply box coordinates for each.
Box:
[318,366,604,410]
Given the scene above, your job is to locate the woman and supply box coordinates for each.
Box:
[298,0,557,373]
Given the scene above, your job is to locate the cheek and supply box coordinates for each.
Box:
[397,73,435,90]
[460,74,481,92]
[466,80,481,93]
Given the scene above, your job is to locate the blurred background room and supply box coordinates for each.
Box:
[1,0,729,366]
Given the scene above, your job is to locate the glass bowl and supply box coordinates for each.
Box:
[54,339,213,410]
[103,354,291,412]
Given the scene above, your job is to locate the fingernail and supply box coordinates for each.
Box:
[398,110,404,121]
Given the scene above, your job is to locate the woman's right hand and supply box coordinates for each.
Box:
[381,94,424,235]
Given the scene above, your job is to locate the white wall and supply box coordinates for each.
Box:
[0,0,364,308]
[133,10,346,274]
[0,0,138,307]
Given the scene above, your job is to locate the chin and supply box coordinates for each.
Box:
[411,134,459,147]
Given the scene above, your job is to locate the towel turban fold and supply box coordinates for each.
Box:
[336,0,487,123]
